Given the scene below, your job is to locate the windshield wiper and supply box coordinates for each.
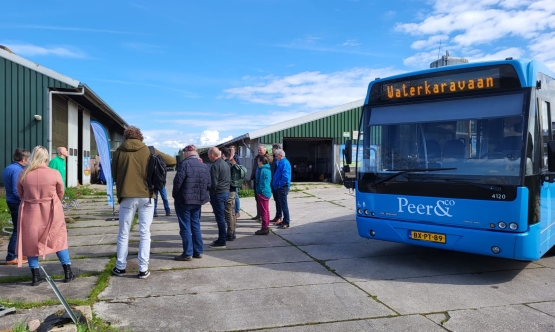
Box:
[442,179,503,192]
[371,168,457,188]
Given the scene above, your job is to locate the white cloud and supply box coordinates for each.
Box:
[529,32,555,70]
[341,39,361,47]
[396,0,555,68]
[2,42,85,58]
[224,67,401,109]
[411,35,449,50]
[199,130,233,146]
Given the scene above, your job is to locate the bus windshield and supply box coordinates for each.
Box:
[358,93,529,186]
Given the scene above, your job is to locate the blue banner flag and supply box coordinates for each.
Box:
[90,121,115,207]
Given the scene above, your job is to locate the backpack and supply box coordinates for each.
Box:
[230,163,247,188]
[147,146,167,194]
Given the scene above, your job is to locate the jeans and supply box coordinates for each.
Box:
[235,187,240,214]
[154,187,170,214]
[6,202,20,261]
[210,192,229,243]
[28,249,71,269]
[175,203,203,257]
[225,191,237,235]
[276,186,290,226]
[272,189,281,219]
[116,197,154,272]
[257,194,270,228]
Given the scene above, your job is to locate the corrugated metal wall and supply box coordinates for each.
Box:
[0,56,71,185]
[258,106,362,143]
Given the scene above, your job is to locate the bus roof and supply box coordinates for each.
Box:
[366,59,555,104]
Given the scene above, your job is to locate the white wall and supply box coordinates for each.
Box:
[67,100,79,188]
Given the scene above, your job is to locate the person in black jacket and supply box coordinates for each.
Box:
[172,145,211,261]
[208,147,231,248]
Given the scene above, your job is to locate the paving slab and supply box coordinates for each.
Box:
[527,301,555,316]
[355,267,555,314]
[100,261,342,299]
[115,247,311,272]
[68,225,120,237]
[442,304,555,332]
[265,315,445,331]
[66,219,119,228]
[1,277,96,302]
[278,229,367,246]
[63,244,120,258]
[299,241,434,261]
[147,232,292,251]
[326,251,539,282]
[94,283,394,331]
[0,258,109,278]
[68,234,117,247]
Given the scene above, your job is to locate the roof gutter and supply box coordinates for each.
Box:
[48,87,85,156]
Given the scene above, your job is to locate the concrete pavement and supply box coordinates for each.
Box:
[2,171,555,331]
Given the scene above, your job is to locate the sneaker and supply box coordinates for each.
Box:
[277,224,290,229]
[153,213,159,218]
[174,255,192,261]
[209,241,226,249]
[112,267,126,276]
[226,234,236,241]
[138,270,150,279]
[251,215,260,220]
[193,253,203,259]
[166,212,172,216]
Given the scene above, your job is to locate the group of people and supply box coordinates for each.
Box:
[250,144,292,235]
[3,146,76,285]
[3,125,292,283]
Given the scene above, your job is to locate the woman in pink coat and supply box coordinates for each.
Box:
[17,146,76,286]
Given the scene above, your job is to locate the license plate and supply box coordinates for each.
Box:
[409,231,446,244]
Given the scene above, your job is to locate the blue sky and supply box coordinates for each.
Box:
[2,0,555,154]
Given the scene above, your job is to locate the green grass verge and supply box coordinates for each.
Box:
[1,193,12,236]
[238,189,255,198]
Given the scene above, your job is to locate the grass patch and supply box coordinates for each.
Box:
[64,186,106,200]
[1,193,13,238]
[238,189,255,198]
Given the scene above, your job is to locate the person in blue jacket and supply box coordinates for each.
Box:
[2,148,30,265]
[271,149,292,229]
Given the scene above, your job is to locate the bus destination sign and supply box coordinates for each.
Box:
[382,68,500,101]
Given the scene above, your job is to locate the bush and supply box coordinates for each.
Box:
[238,189,255,198]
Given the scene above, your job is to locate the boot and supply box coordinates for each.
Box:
[63,264,76,283]
[255,228,269,235]
[31,268,45,286]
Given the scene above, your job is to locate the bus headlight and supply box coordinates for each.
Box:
[357,209,362,215]
[364,209,369,215]
[509,223,518,230]
[491,246,501,254]
[498,222,507,229]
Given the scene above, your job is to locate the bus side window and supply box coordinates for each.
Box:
[540,99,551,168]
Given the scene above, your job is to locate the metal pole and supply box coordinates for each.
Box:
[40,266,80,325]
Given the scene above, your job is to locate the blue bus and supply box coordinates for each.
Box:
[344,59,555,260]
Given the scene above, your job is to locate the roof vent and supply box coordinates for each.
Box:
[430,51,468,68]
[0,45,15,54]
[505,57,513,60]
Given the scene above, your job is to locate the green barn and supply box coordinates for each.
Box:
[0,46,127,187]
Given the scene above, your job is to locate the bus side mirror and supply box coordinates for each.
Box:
[344,140,352,165]
[548,141,555,172]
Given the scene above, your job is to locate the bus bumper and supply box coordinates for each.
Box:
[356,216,543,260]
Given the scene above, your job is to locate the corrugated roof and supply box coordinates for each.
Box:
[217,99,364,147]
[0,47,80,87]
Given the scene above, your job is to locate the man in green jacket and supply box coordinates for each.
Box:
[48,147,68,189]
[110,126,176,279]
